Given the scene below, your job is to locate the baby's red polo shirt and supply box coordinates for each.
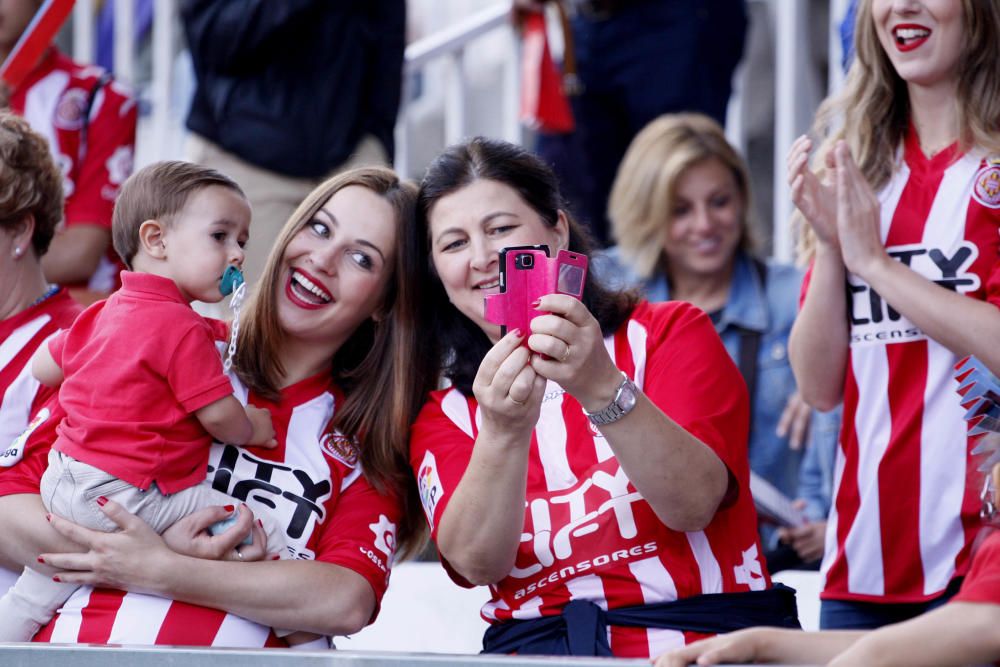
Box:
[50,272,234,493]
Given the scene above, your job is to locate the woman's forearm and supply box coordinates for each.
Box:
[435,424,532,585]
[829,602,1000,667]
[149,553,375,636]
[860,254,1000,374]
[0,494,83,573]
[789,245,849,411]
[600,393,728,532]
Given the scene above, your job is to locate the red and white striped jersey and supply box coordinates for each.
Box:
[0,289,81,468]
[410,301,766,658]
[10,49,136,293]
[818,130,1000,603]
[0,370,399,647]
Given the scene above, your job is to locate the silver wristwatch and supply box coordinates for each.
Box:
[585,372,639,427]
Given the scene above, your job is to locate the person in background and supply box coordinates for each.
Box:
[181,1,405,285]
[405,136,798,659]
[0,0,137,300]
[595,113,838,566]
[0,112,82,531]
[788,0,1000,630]
[655,450,1000,667]
[512,0,747,246]
[0,167,430,648]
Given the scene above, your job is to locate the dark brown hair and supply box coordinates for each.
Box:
[414,136,638,395]
[234,167,432,558]
[111,160,245,268]
[0,111,64,256]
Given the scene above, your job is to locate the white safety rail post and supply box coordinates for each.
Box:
[829,0,850,93]
[72,0,95,64]
[395,2,517,178]
[150,0,176,161]
[443,48,468,147]
[771,0,814,263]
[113,0,135,86]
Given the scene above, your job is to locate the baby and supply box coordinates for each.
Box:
[0,161,287,641]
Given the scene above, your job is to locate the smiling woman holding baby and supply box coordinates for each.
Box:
[0,165,430,647]
[402,136,799,659]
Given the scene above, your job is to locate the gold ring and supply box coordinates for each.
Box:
[561,345,571,362]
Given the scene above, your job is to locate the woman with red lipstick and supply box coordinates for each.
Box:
[405,137,800,659]
[0,167,432,647]
[787,0,1000,630]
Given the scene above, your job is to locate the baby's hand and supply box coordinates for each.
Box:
[245,405,277,448]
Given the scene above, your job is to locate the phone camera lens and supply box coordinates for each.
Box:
[517,254,534,269]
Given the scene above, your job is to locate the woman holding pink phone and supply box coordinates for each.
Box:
[401,137,799,658]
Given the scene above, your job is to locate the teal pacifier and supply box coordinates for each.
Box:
[220,265,245,297]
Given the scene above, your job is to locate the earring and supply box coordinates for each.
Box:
[13,246,22,258]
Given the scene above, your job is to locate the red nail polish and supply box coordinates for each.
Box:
[224,504,235,513]
[511,328,522,338]
[37,557,45,564]
[96,496,108,507]
[257,519,264,528]
[52,576,61,583]
[530,299,541,308]
[45,513,52,522]
[271,554,280,560]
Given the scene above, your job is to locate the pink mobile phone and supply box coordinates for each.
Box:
[484,245,588,340]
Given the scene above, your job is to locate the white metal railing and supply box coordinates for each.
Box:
[64,0,848,261]
[394,2,521,178]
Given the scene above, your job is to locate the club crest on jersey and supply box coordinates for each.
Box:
[417,451,443,529]
[53,88,89,130]
[973,163,1000,209]
[320,430,359,468]
[1,407,49,468]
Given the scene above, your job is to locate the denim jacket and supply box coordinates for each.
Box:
[593,248,808,499]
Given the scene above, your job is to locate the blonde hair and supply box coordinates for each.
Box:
[608,113,753,279]
[799,0,1000,260]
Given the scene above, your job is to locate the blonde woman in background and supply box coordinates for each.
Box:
[787,0,1000,630]
[596,113,837,570]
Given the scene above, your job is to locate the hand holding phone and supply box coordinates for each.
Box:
[483,245,588,339]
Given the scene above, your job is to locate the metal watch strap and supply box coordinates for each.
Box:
[585,372,636,426]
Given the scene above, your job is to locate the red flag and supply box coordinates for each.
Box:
[0,0,76,89]
[519,11,574,134]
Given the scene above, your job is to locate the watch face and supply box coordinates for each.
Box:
[618,379,638,412]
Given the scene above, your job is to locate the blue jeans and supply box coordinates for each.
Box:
[819,577,963,629]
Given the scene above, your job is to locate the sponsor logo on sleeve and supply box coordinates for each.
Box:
[1,407,49,467]
[361,514,398,574]
[417,451,443,529]
[106,146,133,186]
[734,543,767,591]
